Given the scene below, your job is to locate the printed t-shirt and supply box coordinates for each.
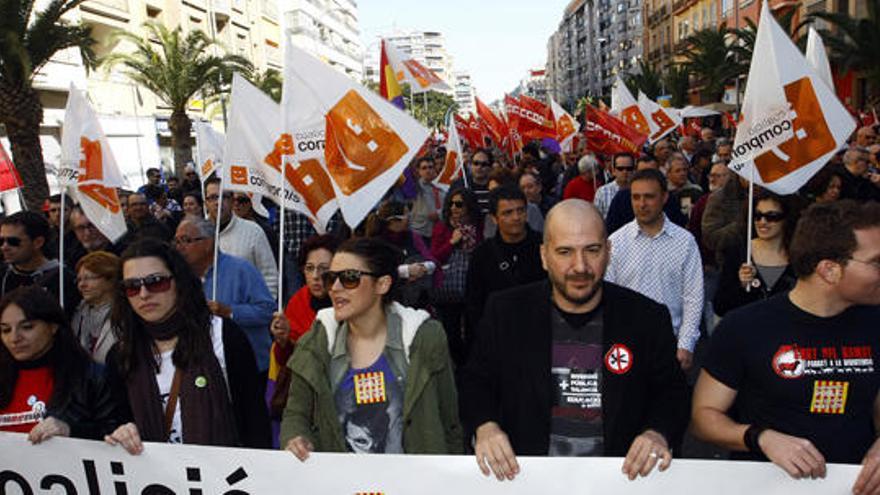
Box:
[0,366,54,433]
[705,294,880,463]
[334,354,404,454]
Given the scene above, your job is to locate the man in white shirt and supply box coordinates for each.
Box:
[593,153,635,220]
[204,177,279,299]
[605,169,703,370]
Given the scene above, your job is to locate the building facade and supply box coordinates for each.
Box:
[454,71,476,115]
[284,0,363,82]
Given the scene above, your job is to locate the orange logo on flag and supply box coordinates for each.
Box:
[649,110,676,141]
[402,60,441,89]
[201,159,213,177]
[620,106,650,136]
[264,135,335,215]
[78,137,120,213]
[438,151,460,185]
[230,165,249,185]
[557,115,576,140]
[324,90,409,195]
[753,78,836,183]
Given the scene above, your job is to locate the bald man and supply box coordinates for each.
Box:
[460,199,689,482]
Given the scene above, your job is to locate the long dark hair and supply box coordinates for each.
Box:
[335,237,403,305]
[111,239,213,377]
[442,187,480,228]
[747,188,804,253]
[0,287,90,410]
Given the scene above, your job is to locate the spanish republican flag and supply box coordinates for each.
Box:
[380,40,405,110]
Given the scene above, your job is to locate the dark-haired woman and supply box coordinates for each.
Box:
[104,239,270,454]
[0,286,119,443]
[281,237,462,460]
[266,234,338,446]
[430,188,482,367]
[714,190,800,317]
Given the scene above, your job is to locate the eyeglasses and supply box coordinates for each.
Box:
[0,237,22,247]
[754,211,785,223]
[174,236,207,246]
[450,200,465,208]
[848,258,880,270]
[121,274,174,297]
[303,264,330,275]
[472,160,492,168]
[321,269,378,290]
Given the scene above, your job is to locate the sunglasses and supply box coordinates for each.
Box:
[0,237,22,247]
[321,269,379,290]
[472,160,492,168]
[450,200,465,208]
[754,211,785,223]
[121,274,174,297]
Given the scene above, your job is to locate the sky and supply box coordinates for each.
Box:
[358,0,571,104]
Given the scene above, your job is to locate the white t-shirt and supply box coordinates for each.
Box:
[155,317,227,443]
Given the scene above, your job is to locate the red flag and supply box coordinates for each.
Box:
[505,94,556,144]
[0,140,22,193]
[584,105,648,156]
[721,111,738,130]
[475,97,508,147]
[454,114,483,150]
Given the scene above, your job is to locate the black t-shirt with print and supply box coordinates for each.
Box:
[705,293,880,463]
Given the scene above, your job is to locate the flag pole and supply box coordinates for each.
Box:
[58,186,66,309]
[211,172,223,301]
[745,165,755,293]
[423,91,428,123]
[277,156,287,314]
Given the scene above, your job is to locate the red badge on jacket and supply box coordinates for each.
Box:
[605,344,633,375]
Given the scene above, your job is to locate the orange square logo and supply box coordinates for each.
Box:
[288,158,335,216]
[78,138,121,213]
[324,90,409,195]
[621,106,650,136]
[557,115,575,140]
[438,151,460,185]
[230,165,249,185]
[649,110,676,142]
[201,159,213,177]
[754,77,837,183]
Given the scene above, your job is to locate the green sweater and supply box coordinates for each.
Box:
[279,303,464,454]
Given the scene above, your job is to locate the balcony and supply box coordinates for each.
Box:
[672,0,697,14]
[212,0,230,19]
[261,0,278,20]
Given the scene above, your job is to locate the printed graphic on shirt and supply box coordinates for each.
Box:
[773,344,874,379]
[335,355,404,454]
[604,343,633,375]
[159,391,182,444]
[810,380,849,415]
[0,395,46,428]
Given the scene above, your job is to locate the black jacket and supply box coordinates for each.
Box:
[460,280,690,456]
[45,362,123,439]
[713,237,796,317]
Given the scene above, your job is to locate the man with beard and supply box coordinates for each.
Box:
[461,199,689,482]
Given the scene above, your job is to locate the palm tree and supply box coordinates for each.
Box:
[731,6,803,77]
[0,0,95,211]
[663,64,691,109]
[680,25,740,103]
[808,1,880,102]
[624,60,664,100]
[247,68,282,103]
[102,22,250,177]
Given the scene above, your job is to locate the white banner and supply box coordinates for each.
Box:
[0,433,862,494]
[194,121,225,181]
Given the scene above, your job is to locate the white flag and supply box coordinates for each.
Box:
[805,26,834,93]
[729,0,855,194]
[282,35,430,228]
[677,105,720,119]
[435,113,463,191]
[383,39,452,94]
[610,76,651,136]
[224,73,337,232]
[637,91,682,144]
[194,121,225,181]
[60,86,127,242]
[549,97,580,152]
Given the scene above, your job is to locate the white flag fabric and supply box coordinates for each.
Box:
[282,36,430,228]
[383,40,452,94]
[550,96,580,152]
[435,112,463,191]
[194,121,225,181]
[60,86,127,242]
[728,0,855,194]
[637,91,682,144]
[611,76,651,136]
[677,105,721,119]
[806,26,834,93]
[224,73,337,232]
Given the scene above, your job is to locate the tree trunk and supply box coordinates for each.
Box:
[168,109,193,179]
[0,80,49,212]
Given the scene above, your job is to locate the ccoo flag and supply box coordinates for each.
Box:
[60,86,127,242]
[637,91,682,144]
[611,75,651,136]
[194,120,225,181]
[728,0,855,194]
[283,36,430,228]
[383,40,451,94]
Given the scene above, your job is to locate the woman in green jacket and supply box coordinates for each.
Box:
[281,237,463,459]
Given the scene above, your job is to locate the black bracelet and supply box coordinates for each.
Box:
[743,424,766,453]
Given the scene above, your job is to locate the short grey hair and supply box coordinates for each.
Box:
[180,214,215,239]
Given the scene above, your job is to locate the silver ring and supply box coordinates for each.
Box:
[649,451,659,458]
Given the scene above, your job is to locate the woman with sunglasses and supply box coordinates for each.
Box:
[1,286,120,443]
[104,239,270,454]
[714,189,801,317]
[281,237,463,460]
[267,234,339,447]
[430,188,482,367]
[72,251,121,364]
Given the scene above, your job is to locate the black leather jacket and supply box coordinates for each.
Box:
[46,362,123,440]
